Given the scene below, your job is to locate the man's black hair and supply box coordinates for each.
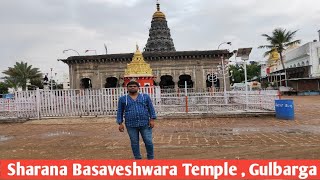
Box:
[127,81,140,87]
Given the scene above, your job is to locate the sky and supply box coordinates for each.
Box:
[1,0,320,82]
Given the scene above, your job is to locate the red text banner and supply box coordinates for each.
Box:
[0,160,319,179]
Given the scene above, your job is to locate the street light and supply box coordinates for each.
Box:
[63,49,80,56]
[50,68,53,90]
[218,42,232,104]
[62,50,78,90]
[45,68,58,90]
[218,42,232,50]
[85,50,97,55]
[217,60,234,104]
[236,48,253,110]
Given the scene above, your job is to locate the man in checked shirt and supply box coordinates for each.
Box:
[117,81,157,160]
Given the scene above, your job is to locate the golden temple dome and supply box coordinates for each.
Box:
[268,48,280,66]
[152,1,166,19]
[153,11,166,19]
[124,45,153,77]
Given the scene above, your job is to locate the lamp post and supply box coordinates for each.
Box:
[62,49,79,89]
[236,48,253,110]
[218,42,232,50]
[50,68,53,90]
[217,61,233,104]
[47,68,58,90]
[63,49,80,56]
[218,42,232,104]
[85,50,97,55]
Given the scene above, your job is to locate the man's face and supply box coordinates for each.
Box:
[127,85,139,93]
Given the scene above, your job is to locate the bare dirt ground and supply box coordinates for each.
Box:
[0,96,319,159]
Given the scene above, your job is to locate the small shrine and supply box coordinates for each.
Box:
[123,45,156,87]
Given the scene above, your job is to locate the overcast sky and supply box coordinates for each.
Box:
[1,0,320,82]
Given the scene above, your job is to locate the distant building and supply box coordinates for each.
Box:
[261,41,320,93]
[62,75,70,90]
[259,60,268,78]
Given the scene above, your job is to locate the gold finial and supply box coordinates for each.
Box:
[156,0,160,11]
[153,0,165,19]
[136,43,139,51]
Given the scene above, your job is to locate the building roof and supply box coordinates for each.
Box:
[59,50,233,64]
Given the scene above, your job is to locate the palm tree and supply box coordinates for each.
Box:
[2,61,42,90]
[259,28,301,86]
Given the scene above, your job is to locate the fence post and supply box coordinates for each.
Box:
[259,90,262,110]
[36,88,41,120]
[277,90,281,99]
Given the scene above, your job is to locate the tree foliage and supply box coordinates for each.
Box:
[2,61,42,90]
[0,82,9,94]
[229,63,261,83]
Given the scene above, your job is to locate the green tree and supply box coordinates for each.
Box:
[259,28,301,86]
[229,63,261,83]
[2,61,43,90]
[0,82,9,94]
[229,65,244,83]
[28,79,44,90]
[2,77,18,90]
[247,63,261,80]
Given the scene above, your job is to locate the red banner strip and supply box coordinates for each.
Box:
[0,160,319,179]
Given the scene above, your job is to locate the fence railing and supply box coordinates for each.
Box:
[0,87,279,119]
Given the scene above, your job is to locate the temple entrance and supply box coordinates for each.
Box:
[178,74,193,88]
[206,73,220,88]
[80,78,92,89]
[159,75,175,89]
[105,77,118,88]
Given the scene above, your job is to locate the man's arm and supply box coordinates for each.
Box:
[116,97,124,125]
[146,94,157,120]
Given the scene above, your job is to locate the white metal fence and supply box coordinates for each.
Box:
[0,87,279,119]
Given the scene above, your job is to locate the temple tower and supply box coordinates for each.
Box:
[144,1,176,52]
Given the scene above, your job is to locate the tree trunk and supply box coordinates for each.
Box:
[279,52,288,87]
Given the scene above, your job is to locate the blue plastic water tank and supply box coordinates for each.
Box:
[275,99,294,120]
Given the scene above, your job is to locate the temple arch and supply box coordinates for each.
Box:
[80,78,92,89]
[159,75,175,89]
[178,74,193,88]
[105,77,118,88]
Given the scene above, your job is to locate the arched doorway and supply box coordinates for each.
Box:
[206,73,220,88]
[159,75,175,89]
[178,75,193,88]
[105,77,118,88]
[80,78,92,89]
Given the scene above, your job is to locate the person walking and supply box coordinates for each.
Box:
[116,81,157,160]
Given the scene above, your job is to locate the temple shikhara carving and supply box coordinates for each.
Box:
[60,2,233,90]
[144,2,175,52]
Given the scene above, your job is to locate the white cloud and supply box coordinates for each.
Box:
[88,0,142,7]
